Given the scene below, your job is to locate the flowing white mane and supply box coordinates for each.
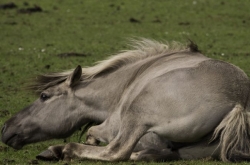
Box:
[81,38,187,79]
[31,38,191,93]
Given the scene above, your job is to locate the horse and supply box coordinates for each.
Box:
[2,39,250,162]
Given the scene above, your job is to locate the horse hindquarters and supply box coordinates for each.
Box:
[130,104,250,162]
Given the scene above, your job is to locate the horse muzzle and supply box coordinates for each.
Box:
[1,123,24,150]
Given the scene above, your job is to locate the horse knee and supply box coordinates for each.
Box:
[85,126,102,145]
[85,134,100,145]
[98,146,131,161]
[61,142,82,161]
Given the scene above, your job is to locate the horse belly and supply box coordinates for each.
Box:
[148,93,235,142]
[149,111,226,142]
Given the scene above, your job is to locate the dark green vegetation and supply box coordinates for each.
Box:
[0,0,250,164]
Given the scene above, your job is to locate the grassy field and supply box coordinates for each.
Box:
[0,0,250,164]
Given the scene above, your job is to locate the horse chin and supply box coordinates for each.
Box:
[3,134,24,150]
[10,143,24,150]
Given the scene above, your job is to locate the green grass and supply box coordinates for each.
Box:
[0,0,250,164]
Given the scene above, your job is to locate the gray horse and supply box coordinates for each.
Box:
[2,39,250,162]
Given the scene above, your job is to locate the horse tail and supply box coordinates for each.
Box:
[212,103,250,162]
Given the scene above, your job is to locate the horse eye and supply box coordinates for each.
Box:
[40,93,50,101]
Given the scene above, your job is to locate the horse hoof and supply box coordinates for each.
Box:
[36,149,59,161]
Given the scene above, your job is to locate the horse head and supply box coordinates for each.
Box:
[1,66,90,149]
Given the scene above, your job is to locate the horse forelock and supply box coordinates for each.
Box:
[28,38,194,94]
[28,73,69,95]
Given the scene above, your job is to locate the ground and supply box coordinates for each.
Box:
[0,0,250,164]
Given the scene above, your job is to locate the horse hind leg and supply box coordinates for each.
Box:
[177,141,220,160]
[131,136,219,162]
[130,148,180,162]
[130,132,180,161]
[176,104,250,162]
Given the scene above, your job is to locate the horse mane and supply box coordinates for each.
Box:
[30,38,197,94]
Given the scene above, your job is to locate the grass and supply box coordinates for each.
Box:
[0,0,250,164]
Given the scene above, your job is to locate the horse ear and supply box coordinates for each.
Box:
[66,65,82,87]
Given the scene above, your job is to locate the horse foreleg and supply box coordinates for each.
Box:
[85,123,114,145]
[84,134,100,146]
[37,145,64,161]
[68,125,147,161]
[42,124,147,161]
[36,128,101,161]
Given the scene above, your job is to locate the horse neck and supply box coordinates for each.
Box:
[76,52,193,124]
[75,64,137,123]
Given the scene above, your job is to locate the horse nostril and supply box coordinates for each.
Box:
[1,124,6,134]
